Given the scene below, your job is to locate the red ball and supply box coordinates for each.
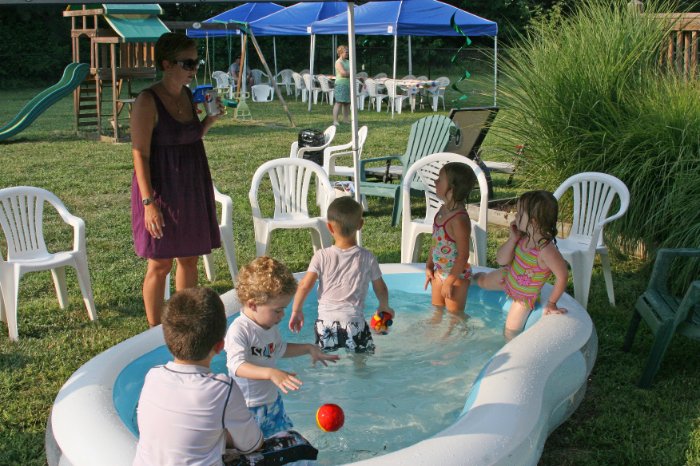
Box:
[316,403,345,432]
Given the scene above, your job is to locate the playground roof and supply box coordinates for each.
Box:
[102,4,170,42]
[187,3,285,38]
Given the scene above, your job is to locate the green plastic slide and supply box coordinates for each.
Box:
[0,63,90,142]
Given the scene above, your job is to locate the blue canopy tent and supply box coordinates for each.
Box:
[250,1,348,110]
[186,3,284,38]
[186,3,285,86]
[312,0,499,109]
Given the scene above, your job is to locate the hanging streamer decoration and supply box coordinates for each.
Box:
[449,12,471,103]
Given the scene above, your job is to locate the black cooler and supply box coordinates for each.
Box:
[297,128,325,165]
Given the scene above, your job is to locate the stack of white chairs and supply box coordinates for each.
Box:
[291,72,306,101]
[364,78,388,112]
[275,69,294,96]
[355,79,368,111]
[302,73,321,105]
[249,158,336,257]
[212,70,234,98]
[385,78,410,114]
[250,69,268,85]
[429,76,450,112]
[317,75,334,105]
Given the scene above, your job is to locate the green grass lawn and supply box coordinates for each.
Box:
[0,85,699,465]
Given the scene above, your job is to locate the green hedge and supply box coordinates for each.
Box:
[495,0,700,285]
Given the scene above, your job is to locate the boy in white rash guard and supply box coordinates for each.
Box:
[134,287,262,466]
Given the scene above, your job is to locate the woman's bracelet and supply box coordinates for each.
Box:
[547,300,557,307]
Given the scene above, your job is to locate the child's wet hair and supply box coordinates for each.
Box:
[518,190,558,246]
[162,287,226,361]
[236,256,298,305]
[327,196,363,237]
[441,162,477,205]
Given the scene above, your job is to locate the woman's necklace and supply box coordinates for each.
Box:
[161,85,184,115]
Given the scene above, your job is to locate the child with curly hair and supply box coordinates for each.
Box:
[224,256,339,437]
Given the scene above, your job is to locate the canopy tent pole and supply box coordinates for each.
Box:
[408,35,412,75]
[493,36,498,106]
[391,33,397,118]
[332,35,336,73]
[273,37,278,78]
[308,33,316,112]
[346,1,361,246]
[248,29,295,127]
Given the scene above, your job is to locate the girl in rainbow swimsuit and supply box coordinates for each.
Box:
[425,162,477,328]
[476,191,568,341]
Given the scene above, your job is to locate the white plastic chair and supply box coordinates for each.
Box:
[364,78,388,112]
[291,72,306,101]
[0,186,97,341]
[302,73,320,104]
[249,158,336,257]
[250,68,268,85]
[385,78,410,114]
[251,84,274,102]
[275,69,294,96]
[429,76,450,112]
[553,172,630,308]
[355,79,368,111]
[289,125,336,159]
[164,185,238,300]
[317,75,334,105]
[212,71,234,98]
[400,153,489,267]
[323,126,369,179]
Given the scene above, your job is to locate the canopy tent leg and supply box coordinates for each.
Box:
[332,35,337,73]
[346,1,361,246]
[493,35,498,106]
[391,34,397,118]
[408,35,412,75]
[248,30,295,127]
[308,34,316,112]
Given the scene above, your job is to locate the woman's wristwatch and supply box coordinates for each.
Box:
[142,197,154,206]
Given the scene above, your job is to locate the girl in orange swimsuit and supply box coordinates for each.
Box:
[475,191,569,341]
[425,162,477,326]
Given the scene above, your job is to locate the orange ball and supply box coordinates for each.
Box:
[316,403,345,432]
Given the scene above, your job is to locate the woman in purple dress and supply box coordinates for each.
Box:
[130,33,225,326]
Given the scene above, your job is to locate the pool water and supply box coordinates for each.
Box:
[114,274,523,465]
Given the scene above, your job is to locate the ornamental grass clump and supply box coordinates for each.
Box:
[496,0,699,284]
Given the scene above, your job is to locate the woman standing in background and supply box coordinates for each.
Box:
[333,45,351,126]
[130,33,224,326]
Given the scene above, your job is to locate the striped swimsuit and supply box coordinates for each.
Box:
[431,211,472,281]
[502,237,552,310]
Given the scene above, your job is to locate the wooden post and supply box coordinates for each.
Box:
[248,30,295,128]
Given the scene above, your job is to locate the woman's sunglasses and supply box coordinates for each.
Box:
[175,59,203,71]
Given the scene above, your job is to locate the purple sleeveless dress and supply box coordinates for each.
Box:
[131,88,221,259]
